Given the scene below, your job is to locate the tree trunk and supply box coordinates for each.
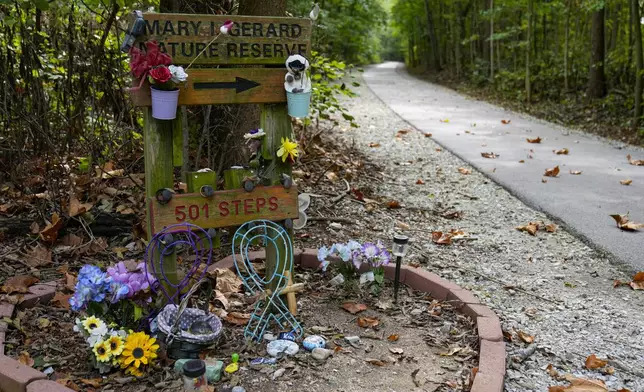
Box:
[588,7,607,98]
[239,0,286,16]
[489,0,494,80]
[423,0,442,71]
[564,0,571,91]
[631,0,643,130]
[526,0,533,103]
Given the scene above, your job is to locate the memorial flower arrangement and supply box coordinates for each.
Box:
[277,137,299,163]
[69,262,157,330]
[318,240,390,289]
[73,316,159,376]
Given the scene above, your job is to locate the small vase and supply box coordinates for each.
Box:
[150,87,180,120]
[286,91,311,118]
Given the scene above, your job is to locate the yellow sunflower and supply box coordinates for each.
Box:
[119,332,159,370]
[108,335,125,356]
[277,137,299,163]
[82,316,105,334]
[125,365,144,377]
[92,340,112,362]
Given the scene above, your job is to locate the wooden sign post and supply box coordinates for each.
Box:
[132,12,311,297]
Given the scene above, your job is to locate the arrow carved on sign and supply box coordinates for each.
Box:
[193,77,261,93]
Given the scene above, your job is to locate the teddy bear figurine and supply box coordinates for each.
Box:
[284,54,311,94]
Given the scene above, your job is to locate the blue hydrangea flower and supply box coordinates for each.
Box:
[317,246,331,262]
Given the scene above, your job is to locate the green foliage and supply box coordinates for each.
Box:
[308,51,359,128]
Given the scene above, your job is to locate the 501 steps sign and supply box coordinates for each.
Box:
[140,13,312,65]
[130,13,312,106]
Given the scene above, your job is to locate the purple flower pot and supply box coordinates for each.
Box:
[151,87,180,120]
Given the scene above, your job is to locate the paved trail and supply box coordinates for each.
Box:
[364,62,644,271]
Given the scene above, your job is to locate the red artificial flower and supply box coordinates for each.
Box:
[149,66,172,84]
[129,41,172,79]
[145,41,172,67]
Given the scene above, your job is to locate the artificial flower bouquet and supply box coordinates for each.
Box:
[74,316,159,376]
[318,240,391,290]
[129,41,188,120]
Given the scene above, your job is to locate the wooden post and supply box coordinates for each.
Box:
[185,170,219,250]
[144,109,179,286]
[260,103,293,295]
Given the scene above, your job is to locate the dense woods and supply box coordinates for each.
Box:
[389,0,644,143]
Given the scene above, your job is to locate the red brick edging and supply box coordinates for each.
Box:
[0,250,505,392]
[214,248,506,392]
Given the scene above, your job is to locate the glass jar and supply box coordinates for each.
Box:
[182,359,208,392]
[392,234,409,257]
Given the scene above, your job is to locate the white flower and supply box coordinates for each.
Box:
[310,3,320,21]
[87,334,103,346]
[89,322,108,337]
[220,20,234,35]
[243,128,266,140]
[169,65,188,83]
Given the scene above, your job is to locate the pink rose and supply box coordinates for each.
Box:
[149,66,172,84]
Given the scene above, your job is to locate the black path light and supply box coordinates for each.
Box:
[392,234,410,303]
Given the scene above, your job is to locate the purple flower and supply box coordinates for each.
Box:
[106,261,156,300]
[361,243,379,259]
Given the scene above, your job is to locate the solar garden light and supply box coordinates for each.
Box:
[392,234,409,303]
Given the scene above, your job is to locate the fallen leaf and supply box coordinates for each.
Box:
[61,233,84,247]
[56,379,81,391]
[368,142,381,148]
[470,367,479,387]
[424,133,432,137]
[25,245,52,268]
[544,166,560,177]
[387,200,401,209]
[1,275,39,294]
[325,172,339,182]
[358,317,380,328]
[39,213,63,244]
[100,168,124,179]
[569,170,582,175]
[432,231,452,245]
[416,179,425,185]
[352,188,365,201]
[549,388,566,392]
[213,268,243,293]
[51,292,71,309]
[458,167,472,175]
[545,223,558,233]
[518,330,535,344]
[627,154,644,166]
[395,221,410,230]
[585,354,608,370]
[69,194,93,217]
[38,318,50,329]
[609,214,644,231]
[519,160,525,163]
[224,312,251,326]
[436,148,442,152]
[387,334,400,342]
[212,290,229,310]
[516,223,538,236]
[365,358,386,366]
[542,178,548,183]
[554,148,569,155]
[440,119,450,123]
[342,302,367,315]
[64,272,77,291]
[18,351,34,367]
[629,272,644,290]
[79,379,102,388]
[555,374,608,392]
[527,137,542,143]
[29,222,39,234]
[620,179,632,185]
[442,210,463,220]
[396,129,410,137]
[389,347,404,355]
[501,119,511,124]
[440,347,463,356]
[503,330,514,342]
[481,152,499,159]
[546,364,560,379]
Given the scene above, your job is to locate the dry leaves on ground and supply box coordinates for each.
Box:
[620,179,632,186]
[212,268,243,293]
[527,137,542,143]
[626,154,644,166]
[51,292,72,309]
[544,166,561,177]
[368,142,381,148]
[458,167,472,175]
[365,358,386,366]
[25,245,52,267]
[518,330,535,344]
[424,133,432,137]
[416,179,425,185]
[396,129,410,138]
[69,194,93,217]
[387,200,401,209]
[516,221,557,236]
[224,312,251,326]
[442,210,463,220]
[554,148,570,155]
[358,317,380,328]
[39,212,63,244]
[549,374,608,392]
[617,272,644,290]
[569,170,582,175]
[585,354,608,370]
[387,334,400,342]
[481,152,499,159]
[341,301,367,314]
[18,351,34,367]
[1,275,39,294]
[432,229,465,245]
[609,214,644,231]
[501,119,511,124]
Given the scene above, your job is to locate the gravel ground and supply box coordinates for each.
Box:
[306,72,644,392]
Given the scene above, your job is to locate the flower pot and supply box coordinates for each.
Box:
[286,91,311,118]
[151,87,180,120]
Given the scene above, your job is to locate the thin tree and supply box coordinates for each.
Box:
[526,0,533,103]
[564,0,571,91]
[490,0,494,80]
[423,0,442,71]
[631,0,643,130]
[588,5,607,98]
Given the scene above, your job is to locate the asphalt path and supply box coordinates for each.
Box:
[364,62,644,270]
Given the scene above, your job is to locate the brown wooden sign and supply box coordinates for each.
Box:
[130,68,286,106]
[140,13,312,66]
[147,185,298,234]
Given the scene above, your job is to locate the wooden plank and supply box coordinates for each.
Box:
[130,68,286,106]
[148,185,298,234]
[138,13,312,65]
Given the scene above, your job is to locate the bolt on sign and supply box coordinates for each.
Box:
[130,13,312,106]
[148,186,299,235]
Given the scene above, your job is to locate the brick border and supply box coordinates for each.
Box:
[213,248,506,392]
[0,282,75,392]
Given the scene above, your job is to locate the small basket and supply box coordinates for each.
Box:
[157,279,222,359]
[286,91,311,118]
[151,87,180,120]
